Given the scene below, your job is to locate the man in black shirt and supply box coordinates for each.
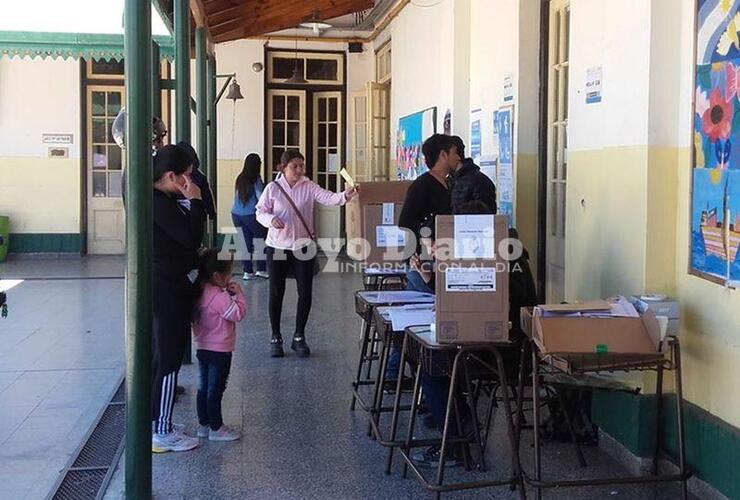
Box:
[448,136,497,214]
[398,133,459,251]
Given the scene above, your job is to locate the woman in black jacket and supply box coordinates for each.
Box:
[150,145,206,453]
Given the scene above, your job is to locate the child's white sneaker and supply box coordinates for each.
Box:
[152,430,199,453]
[197,425,210,438]
[208,425,241,442]
[255,271,269,279]
[243,272,255,281]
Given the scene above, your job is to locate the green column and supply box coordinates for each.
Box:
[174,0,191,143]
[195,27,210,245]
[124,0,153,498]
[152,41,161,118]
[207,55,217,243]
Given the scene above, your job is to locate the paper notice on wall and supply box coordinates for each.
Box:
[453,215,495,259]
[328,153,340,173]
[504,73,514,102]
[382,203,395,225]
[479,155,497,184]
[470,108,483,161]
[497,162,514,204]
[586,66,603,104]
[445,267,496,292]
[376,225,406,247]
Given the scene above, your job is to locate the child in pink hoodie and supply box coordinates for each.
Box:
[193,249,246,442]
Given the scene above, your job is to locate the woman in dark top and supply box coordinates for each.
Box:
[150,145,206,453]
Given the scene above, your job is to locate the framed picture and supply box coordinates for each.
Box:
[690,0,740,286]
[396,107,437,180]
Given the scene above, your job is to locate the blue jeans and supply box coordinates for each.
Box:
[231,213,267,274]
[196,350,232,430]
[405,269,434,294]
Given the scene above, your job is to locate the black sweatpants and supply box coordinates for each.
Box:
[266,246,315,340]
[152,273,194,435]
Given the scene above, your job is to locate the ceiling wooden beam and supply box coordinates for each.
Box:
[207,0,374,42]
[190,0,208,27]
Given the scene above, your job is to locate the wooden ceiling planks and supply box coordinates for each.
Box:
[205,0,374,43]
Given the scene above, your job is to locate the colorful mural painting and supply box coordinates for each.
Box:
[691,0,740,284]
[396,107,436,180]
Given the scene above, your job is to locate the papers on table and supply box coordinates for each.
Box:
[0,279,23,293]
[363,267,407,276]
[537,296,639,318]
[387,304,435,331]
[366,290,435,304]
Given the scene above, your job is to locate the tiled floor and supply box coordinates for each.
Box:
[0,256,125,500]
[102,270,695,500]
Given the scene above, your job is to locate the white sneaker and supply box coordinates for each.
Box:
[197,425,210,438]
[152,430,200,453]
[255,271,269,279]
[243,272,255,281]
[208,425,241,442]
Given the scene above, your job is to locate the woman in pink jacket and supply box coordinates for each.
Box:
[256,150,358,358]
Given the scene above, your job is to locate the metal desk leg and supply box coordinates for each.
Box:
[652,362,665,476]
[493,348,526,500]
[434,351,465,500]
[531,341,542,500]
[481,382,499,458]
[402,362,423,480]
[385,333,409,475]
[463,355,487,472]
[672,339,688,500]
[350,317,371,411]
[554,387,587,467]
[366,329,379,380]
[369,329,391,438]
[515,341,528,449]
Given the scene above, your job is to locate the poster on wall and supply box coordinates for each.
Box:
[470,108,482,162]
[585,66,603,104]
[397,107,437,180]
[495,106,515,225]
[691,0,740,286]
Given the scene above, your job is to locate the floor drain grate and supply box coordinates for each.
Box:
[49,379,126,500]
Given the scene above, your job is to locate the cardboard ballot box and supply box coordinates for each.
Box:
[345,181,411,266]
[630,295,680,337]
[523,303,665,372]
[434,214,510,344]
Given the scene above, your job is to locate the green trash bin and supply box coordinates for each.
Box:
[0,215,8,262]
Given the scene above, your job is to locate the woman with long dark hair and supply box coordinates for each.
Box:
[231,153,268,280]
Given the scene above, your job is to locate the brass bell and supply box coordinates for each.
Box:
[226,79,244,101]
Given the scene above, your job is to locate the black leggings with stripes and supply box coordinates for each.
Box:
[151,273,194,435]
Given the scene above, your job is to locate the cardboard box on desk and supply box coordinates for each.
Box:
[531,304,663,361]
[434,215,510,344]
[345,181,411,266]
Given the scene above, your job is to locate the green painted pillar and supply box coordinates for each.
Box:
[174,0,191,144]
[207,55,217,243]
[152,41,161,119]
[123,0,153,498]
[195,27,210,246]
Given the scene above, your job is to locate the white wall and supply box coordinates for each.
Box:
[0,57,81,158]
[469,0,519,157]
[387,0,456,145]
[568,0,652,151]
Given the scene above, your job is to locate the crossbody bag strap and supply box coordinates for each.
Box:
[272,181,315,240]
